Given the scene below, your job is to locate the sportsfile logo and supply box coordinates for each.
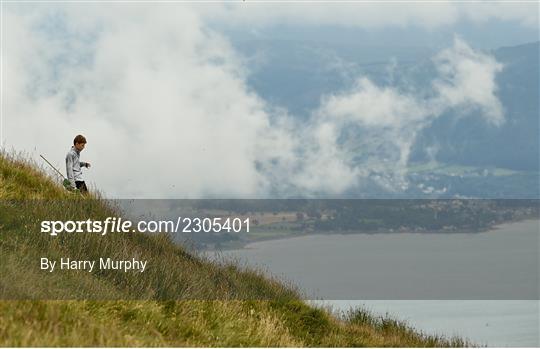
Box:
[41,218,134,236]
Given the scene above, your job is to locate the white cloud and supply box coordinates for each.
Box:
[459,2,539,28]
[2,4,507,198]
[432,38,504,125]
[302,38,505,192]
[3,4,277,198]
[195,2,538,29]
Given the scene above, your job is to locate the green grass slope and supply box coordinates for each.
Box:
[0,151,469,347]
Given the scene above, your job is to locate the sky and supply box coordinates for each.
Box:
[2,2,538,198]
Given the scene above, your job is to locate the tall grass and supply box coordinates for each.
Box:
[0,151,471,347]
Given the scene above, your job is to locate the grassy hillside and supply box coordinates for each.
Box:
[0,151,469,347]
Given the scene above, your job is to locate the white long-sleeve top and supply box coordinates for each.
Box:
[65,146,88,188]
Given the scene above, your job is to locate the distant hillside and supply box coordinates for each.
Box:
[240,39,538,172]
[235,40,539,197]
[0,151,467,346]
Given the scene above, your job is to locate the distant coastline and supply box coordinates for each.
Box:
[205,215,540,252]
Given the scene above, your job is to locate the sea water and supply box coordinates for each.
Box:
[212,220,539,347]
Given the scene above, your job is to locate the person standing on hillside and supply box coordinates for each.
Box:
[66,134,91,193]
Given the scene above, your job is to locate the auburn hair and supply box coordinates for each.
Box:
[73,135,87,145]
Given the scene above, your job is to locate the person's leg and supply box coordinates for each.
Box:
[75,181,88,193]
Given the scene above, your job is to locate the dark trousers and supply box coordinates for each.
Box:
[75,181,88,193]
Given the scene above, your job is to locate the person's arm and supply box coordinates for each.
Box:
[66,153,76,189]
